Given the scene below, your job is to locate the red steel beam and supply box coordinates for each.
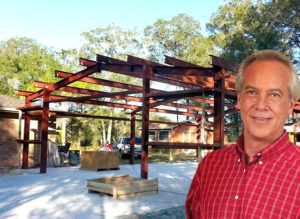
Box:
[141,65,151,179]
[130,111,136,165]
[148,142,221,150]
[56,71,144,92]
[146,88,212,100]
[165,55,200,68]
[55,71,215,105]
[17,105,42,111]
[52,64,99,91]
[210,55,240,73]
[79,57,97,67]
[50,90,140,103]
[99,54,199,90]
[213,67,226,148]
[22,98,31,169]
[154,66,214,77]
[17,139,41,144]
[40,89,50,173]
[18,90,206,117]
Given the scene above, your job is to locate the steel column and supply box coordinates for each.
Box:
[130,110,136,165]
[141,65,151,179]
[40,89,50,173]
[22,98,31,169]
[213,68,225,147]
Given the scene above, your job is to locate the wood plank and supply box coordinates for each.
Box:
[87,185,114,195]
[117,190,158,200]
[117,185,158,195]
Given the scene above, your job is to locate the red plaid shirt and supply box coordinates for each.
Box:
[186,132,300,218]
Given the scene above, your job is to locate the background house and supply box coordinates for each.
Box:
[148,120,217,144]
[0,94,58,168]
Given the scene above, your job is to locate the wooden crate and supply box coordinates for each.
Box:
[87,174,158,199]
[81,151,119,171]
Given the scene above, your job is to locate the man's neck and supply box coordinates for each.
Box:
[243,134,279,164]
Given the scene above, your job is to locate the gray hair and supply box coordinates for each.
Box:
[235,49,300,99]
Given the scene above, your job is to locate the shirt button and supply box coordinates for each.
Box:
[243,169,246,173]
[259,161,263,165]
[257,152,262,157]
[238,159,241,163]
[235,195,239,200]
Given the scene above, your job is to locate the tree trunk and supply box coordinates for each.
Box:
[101,120,107,144]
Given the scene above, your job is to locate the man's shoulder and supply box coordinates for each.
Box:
[290,143,300,160]
[202,144,236,162]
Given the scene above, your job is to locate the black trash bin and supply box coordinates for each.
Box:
[68,150,80,166]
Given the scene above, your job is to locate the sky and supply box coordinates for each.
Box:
[0,0,223,51]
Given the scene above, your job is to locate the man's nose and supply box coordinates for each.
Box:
[255,95,268,110]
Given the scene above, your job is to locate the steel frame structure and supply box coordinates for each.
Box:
[16,54,300,178]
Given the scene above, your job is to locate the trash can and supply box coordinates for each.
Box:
[68,150,80,166]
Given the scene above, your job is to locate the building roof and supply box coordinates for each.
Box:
[149,120,198,130]
[0,94,24,109]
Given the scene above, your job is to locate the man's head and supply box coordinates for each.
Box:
[236,50,299,146]
[236,50,300,100]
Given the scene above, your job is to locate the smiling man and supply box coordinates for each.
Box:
[186,50,300,218]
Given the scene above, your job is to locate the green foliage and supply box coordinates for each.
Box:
[144,13,217,66]
[0,37,62,96]
[80,24,144,60]
[207,0,300,64]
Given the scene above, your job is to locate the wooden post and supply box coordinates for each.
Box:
[141,65,151,179]
[293,112,298,144]
[22,98,31,169]
[40,89,50,173]
[196,116,201,162]
[130,110,136,165]
[213,67,225,147]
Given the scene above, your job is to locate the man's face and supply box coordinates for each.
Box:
[236,60,295,145]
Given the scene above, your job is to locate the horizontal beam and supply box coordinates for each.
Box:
[79,57,97,67]
[148,141,221,149]
[50,90,140,103]
[210,55,240,73]
[55,72,215,106]
[146,88,212,99]
[50,110,182,125]
[154,66,214,77]
[52,64,99,91]
[16,139,41,144]
[164,55,201,68]
[17,105,42,111]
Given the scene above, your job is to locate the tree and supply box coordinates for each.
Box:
[76,25,146,145]
[0,37,62,96]
[144,13,216,66]
[206,0,300,64]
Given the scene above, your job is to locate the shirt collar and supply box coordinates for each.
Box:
[235,131,291,161]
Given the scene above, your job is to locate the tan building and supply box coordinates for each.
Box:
[0,95,58,168]
[148,120,214,144]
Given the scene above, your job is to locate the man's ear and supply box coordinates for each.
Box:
[288,98,296,115]
[236,92,241,110]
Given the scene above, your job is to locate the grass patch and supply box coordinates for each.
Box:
[120,148,197,164]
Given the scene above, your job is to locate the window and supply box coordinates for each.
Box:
[182,130,197,143]
[149,131,155,141]
[158,130,169,141]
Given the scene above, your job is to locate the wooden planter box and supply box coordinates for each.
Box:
[87,174,158,199]
[81,151,119,171]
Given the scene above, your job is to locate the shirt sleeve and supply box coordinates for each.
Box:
[185,163,202,219]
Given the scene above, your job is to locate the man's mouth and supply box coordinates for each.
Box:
[251,116,272,121]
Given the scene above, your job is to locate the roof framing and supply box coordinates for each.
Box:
[16,53,299,178]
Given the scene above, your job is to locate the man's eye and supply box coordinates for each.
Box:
[271,93,280,98]
[246,90,255,95]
